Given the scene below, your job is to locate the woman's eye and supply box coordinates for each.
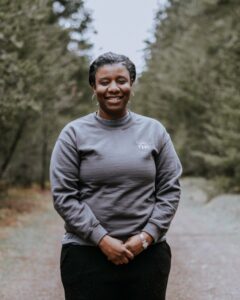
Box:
[117,79,127,84]
[100,81,109,86]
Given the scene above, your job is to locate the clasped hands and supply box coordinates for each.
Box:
[98,233,153,266]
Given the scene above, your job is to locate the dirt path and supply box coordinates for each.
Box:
[167,179,240,300]
[0,193,65,300]
[0,180,239,300]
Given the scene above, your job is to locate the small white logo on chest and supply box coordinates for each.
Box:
[137,142,150,151]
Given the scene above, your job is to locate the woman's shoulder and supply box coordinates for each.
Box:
[132,112,166,131]
[65,112,95,128]
[57,112,95,144]
[62,112,95,131]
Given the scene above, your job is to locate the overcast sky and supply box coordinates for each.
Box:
[84,0,165,74]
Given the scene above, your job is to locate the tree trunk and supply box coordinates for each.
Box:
[40,123,48,190]
[0,118,26,179]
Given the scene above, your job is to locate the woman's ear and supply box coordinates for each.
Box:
[92,89,96,101]
[92,84,96,93]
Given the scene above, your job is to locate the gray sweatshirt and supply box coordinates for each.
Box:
[50,111,182,246]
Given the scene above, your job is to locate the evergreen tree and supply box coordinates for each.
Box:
[0,0,93,188]
[135,0,240,190]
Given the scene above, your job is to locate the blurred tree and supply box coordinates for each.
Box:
[135,0,240,191]
[0,0,93,188]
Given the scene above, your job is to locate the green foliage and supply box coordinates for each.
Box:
[0,0,93,187]
[135,0,240,191]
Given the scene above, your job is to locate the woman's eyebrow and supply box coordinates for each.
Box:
[98,76,110,80]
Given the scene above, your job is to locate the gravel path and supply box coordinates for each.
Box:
[0,194,64,300]
[167,179,240,300]
[0,180,240,300]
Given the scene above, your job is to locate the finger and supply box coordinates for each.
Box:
[121,256,129,264]
[114,260,125,266]
[110,258,122,266]
[125,248,134,260]
[126,252,134,260]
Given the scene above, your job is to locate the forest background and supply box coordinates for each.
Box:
[0,0,239,194]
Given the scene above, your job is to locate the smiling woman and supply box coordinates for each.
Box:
[89,52,136,120]
[93,63,131,119]
[50,52,182,300]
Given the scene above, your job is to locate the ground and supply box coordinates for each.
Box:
[0,189,64,300]
[0,178,239,300]
[167,178,240,300]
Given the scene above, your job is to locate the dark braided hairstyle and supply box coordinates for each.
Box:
[89,52,136,87]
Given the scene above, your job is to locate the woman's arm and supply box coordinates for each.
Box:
[142,130,182,242]
[124,129,182,255]
[50,138,108,245]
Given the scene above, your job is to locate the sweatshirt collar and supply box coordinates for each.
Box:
[94,111,132,127]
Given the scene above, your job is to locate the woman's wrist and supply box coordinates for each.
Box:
[141,231,154,246]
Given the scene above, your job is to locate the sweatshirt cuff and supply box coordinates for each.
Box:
[142,222,161,243]
[90,224,108,245]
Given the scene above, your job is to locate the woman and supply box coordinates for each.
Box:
[50,52,182,300]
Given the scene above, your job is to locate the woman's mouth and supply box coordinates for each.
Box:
[105,96,123,103]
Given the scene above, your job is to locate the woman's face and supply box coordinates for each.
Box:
[93,63,132,120]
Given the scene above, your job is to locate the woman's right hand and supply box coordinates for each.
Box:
[98,235,134,265]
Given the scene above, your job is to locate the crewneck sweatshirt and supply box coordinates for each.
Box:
[50,111,182,246]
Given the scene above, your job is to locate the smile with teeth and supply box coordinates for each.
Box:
[105,96,123,103]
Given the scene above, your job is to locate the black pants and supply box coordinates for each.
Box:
[60,241,171,300]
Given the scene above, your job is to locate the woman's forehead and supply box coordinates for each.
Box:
[96,63,128,76]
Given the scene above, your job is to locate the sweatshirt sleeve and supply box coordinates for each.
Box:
[142,129,182,242]
[50,135,108,246]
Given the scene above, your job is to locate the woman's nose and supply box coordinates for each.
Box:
[108,81,119,92]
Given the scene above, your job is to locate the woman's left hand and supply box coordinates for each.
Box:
[124,232,153,257]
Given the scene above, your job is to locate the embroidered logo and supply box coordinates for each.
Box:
[137,142,150,151]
